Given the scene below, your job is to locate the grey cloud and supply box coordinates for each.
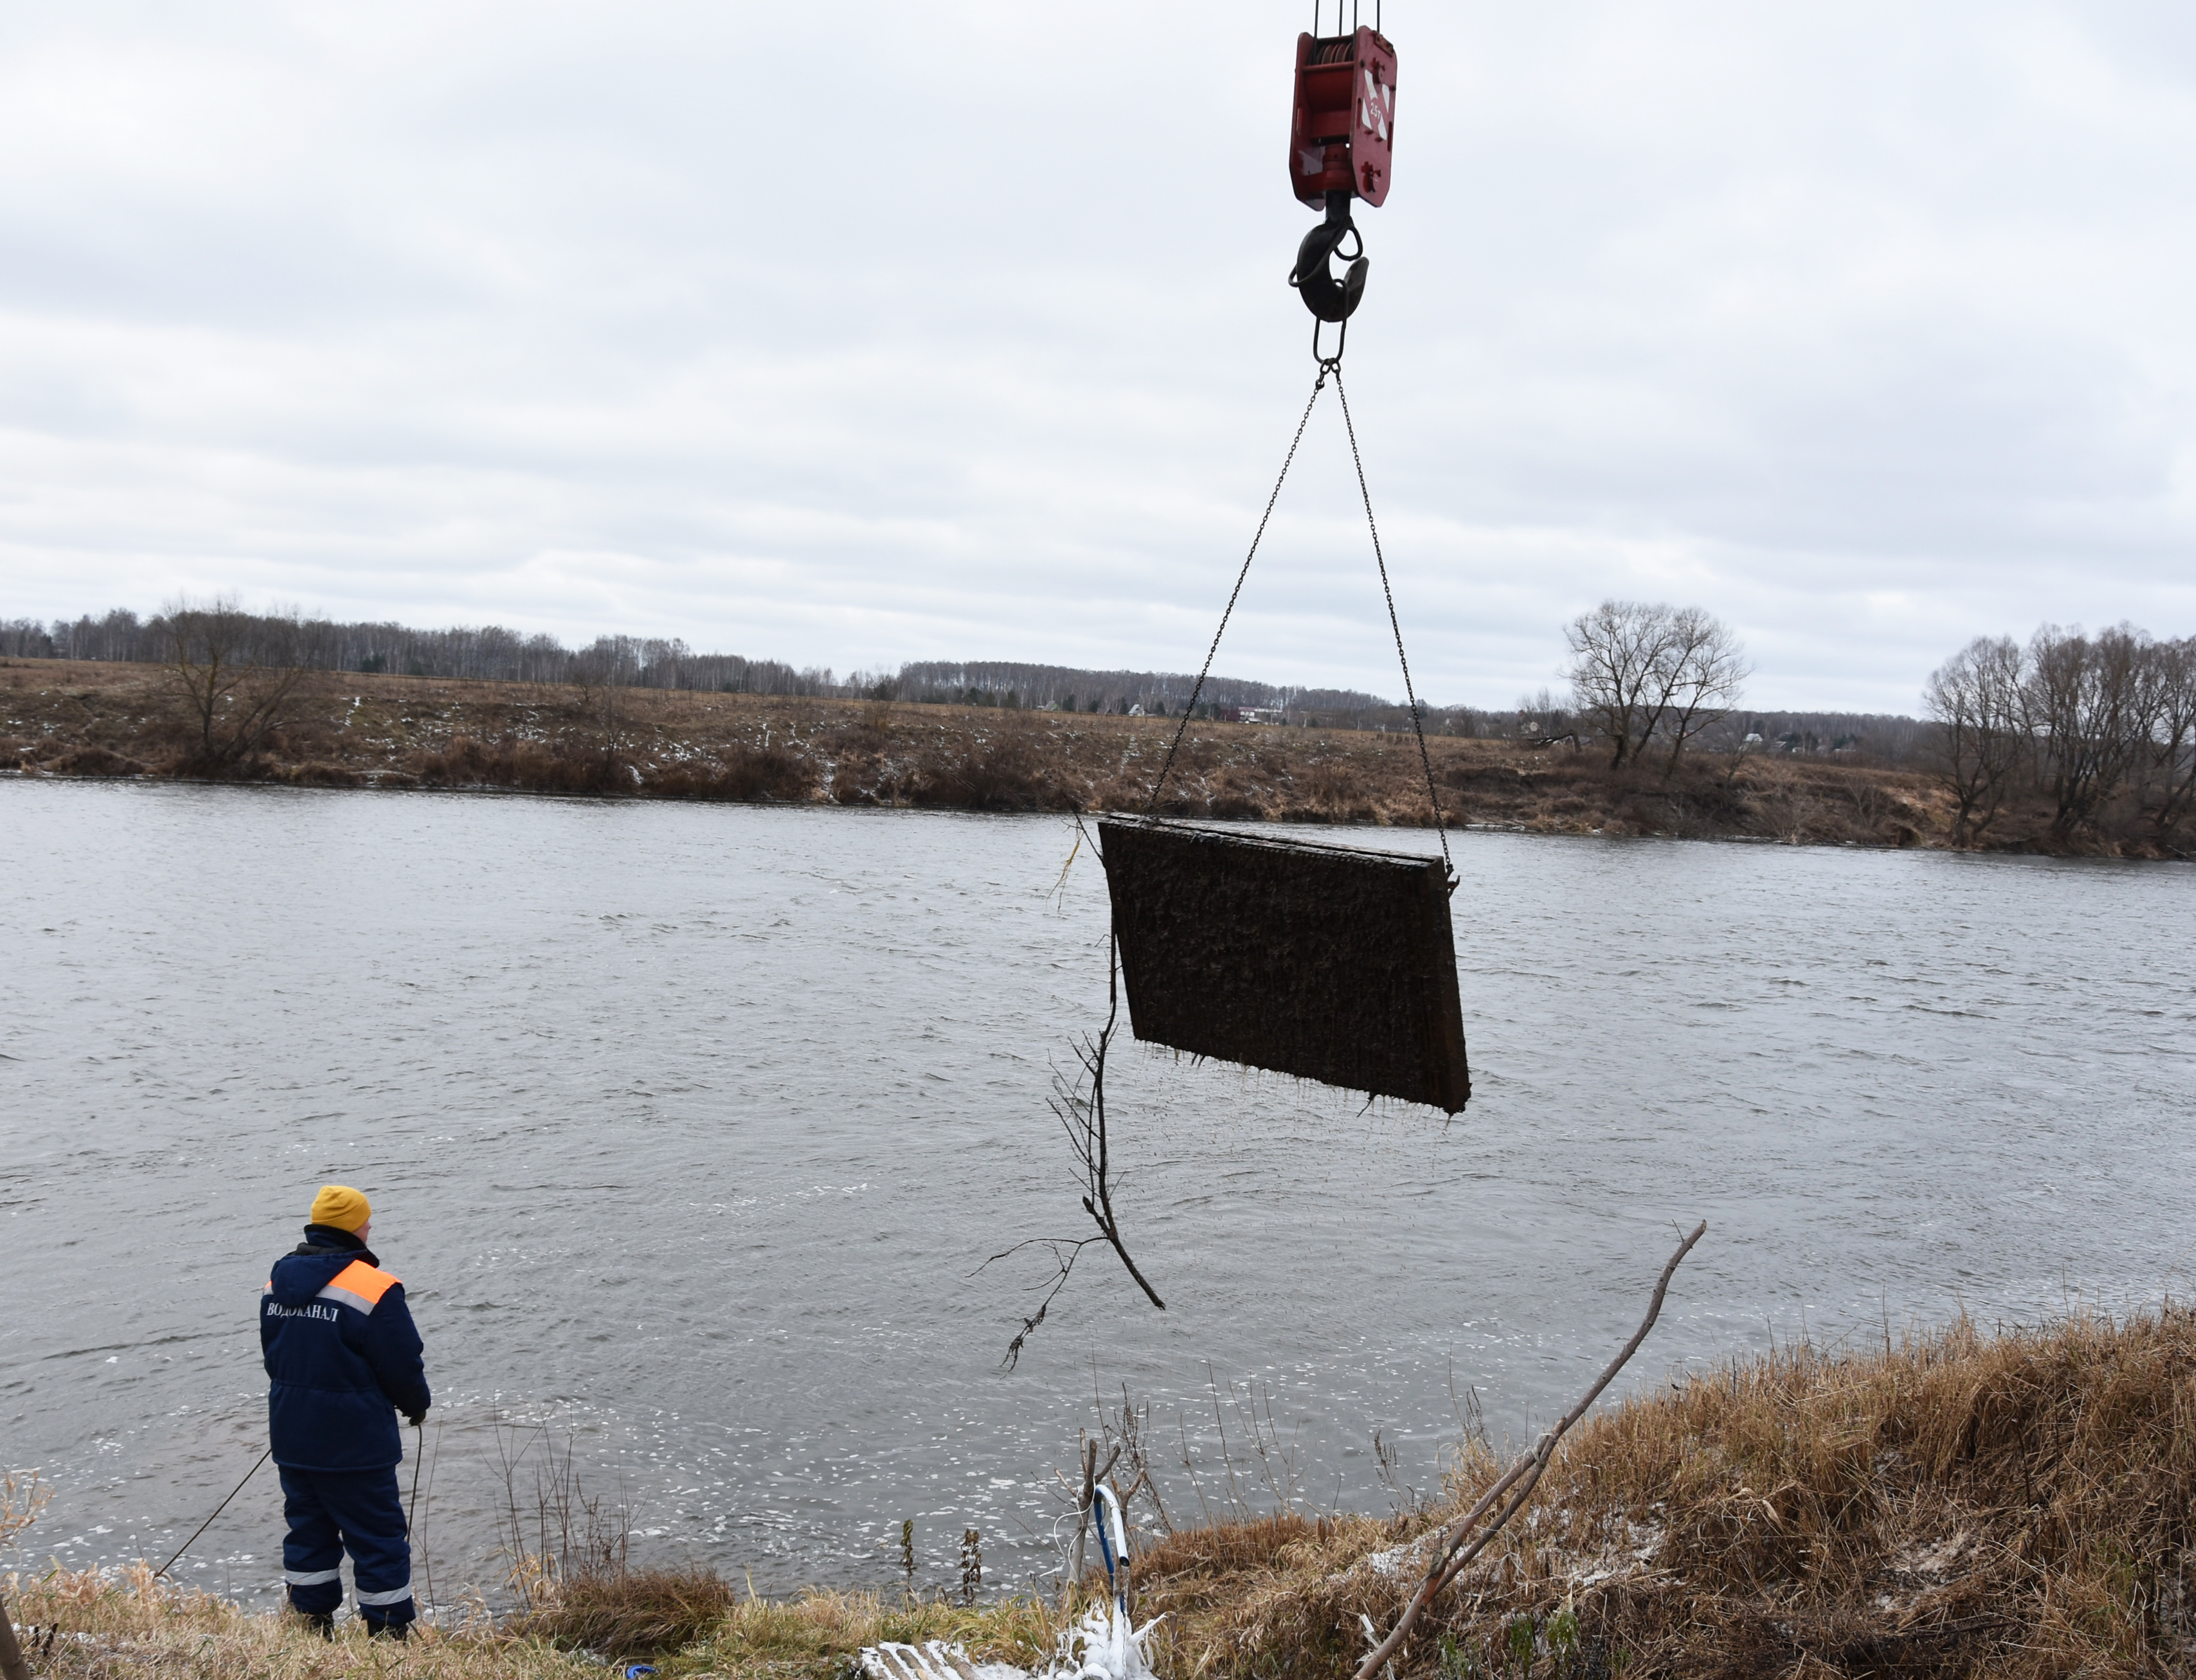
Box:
[2,1,2193,711]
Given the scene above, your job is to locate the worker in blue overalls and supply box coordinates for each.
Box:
[260,1184,431,1638]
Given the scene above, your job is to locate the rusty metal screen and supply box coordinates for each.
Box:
[1098,818,1469,1112]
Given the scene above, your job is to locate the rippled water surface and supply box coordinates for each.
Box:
[4,781,2192,1605]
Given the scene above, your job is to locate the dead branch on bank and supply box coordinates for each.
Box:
[1352,1219,1708,1680]
[1093,1382,1172,1537]
[980,935,1165,1370]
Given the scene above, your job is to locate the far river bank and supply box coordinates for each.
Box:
[11,654,2169,856]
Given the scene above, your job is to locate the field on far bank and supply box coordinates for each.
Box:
[10,1308,2193,1678]
[0,654,2063,853]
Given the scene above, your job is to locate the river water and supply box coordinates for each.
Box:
[2,779,2192,1608]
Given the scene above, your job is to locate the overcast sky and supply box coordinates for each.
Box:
[4,2,2194,710]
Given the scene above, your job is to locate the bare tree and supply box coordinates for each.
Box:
[1564,601,1673,769]
[1924,635,2028,845]
[1655,605,1751,777]
[1563,599,1747,772]
[567,646,629,790]
[161,595,304,773]
[2026,623,2158,837]
[2124,635,2195,845]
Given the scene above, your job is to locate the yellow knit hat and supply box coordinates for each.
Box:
[309,1184,372,1232]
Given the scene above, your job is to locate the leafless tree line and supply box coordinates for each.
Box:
[1,604,838,696]
[3,602,1607,740]
[1925,623,2196,845]
[1514,688,1929,767]
[892,659,1400,718]
[0,608,1492,734]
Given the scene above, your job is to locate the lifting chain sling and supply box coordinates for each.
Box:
[1144,1,1451,889]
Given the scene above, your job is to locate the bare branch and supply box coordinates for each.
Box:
[976,1235,1103,1372]
[992,929,1165,1366]
[1352,1220,1708,1680]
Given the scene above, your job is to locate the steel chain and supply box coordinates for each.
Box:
[1145,369,1330,814]
[1331,366,1456,887]
[1144,347,1456,895]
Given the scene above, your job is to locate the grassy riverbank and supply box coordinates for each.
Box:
[0,656,1998,849]
[11,1308,2192,1677]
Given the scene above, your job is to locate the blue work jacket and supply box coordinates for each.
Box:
[260,1228,431,1472]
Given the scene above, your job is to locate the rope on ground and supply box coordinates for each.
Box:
[155,1447,271,1579]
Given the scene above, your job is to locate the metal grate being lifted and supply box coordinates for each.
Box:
[1099,817,1469,1113]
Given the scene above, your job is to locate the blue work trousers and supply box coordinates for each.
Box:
[278,1465,414,1628]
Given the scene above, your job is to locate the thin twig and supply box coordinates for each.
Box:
[1352,1220,1708,1680]
[991,928,1165,1364]
[978,1235,1102,1372]
[1081,937,1165,1310]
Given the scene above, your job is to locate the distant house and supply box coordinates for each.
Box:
[1238,707,1286,725]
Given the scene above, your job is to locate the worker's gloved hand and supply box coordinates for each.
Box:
[406,1409,428,1429]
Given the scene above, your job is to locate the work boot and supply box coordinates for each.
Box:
[365,1619,409,1642]
[293,1610,335,1642]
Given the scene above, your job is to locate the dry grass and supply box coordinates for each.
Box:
[4,1564,594,1679]
[1127,1307,2196,1678]
[7,1310,2191,1675]
[511,1564,733,1658]
[0,657,1991,851]
[1,1470,51,1548]
[3,1565,1061,1680]
[677,1589,1063,1676]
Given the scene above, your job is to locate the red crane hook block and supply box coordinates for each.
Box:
[1289,25,1396,210]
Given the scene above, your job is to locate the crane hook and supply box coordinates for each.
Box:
[1290,189,1367,322]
